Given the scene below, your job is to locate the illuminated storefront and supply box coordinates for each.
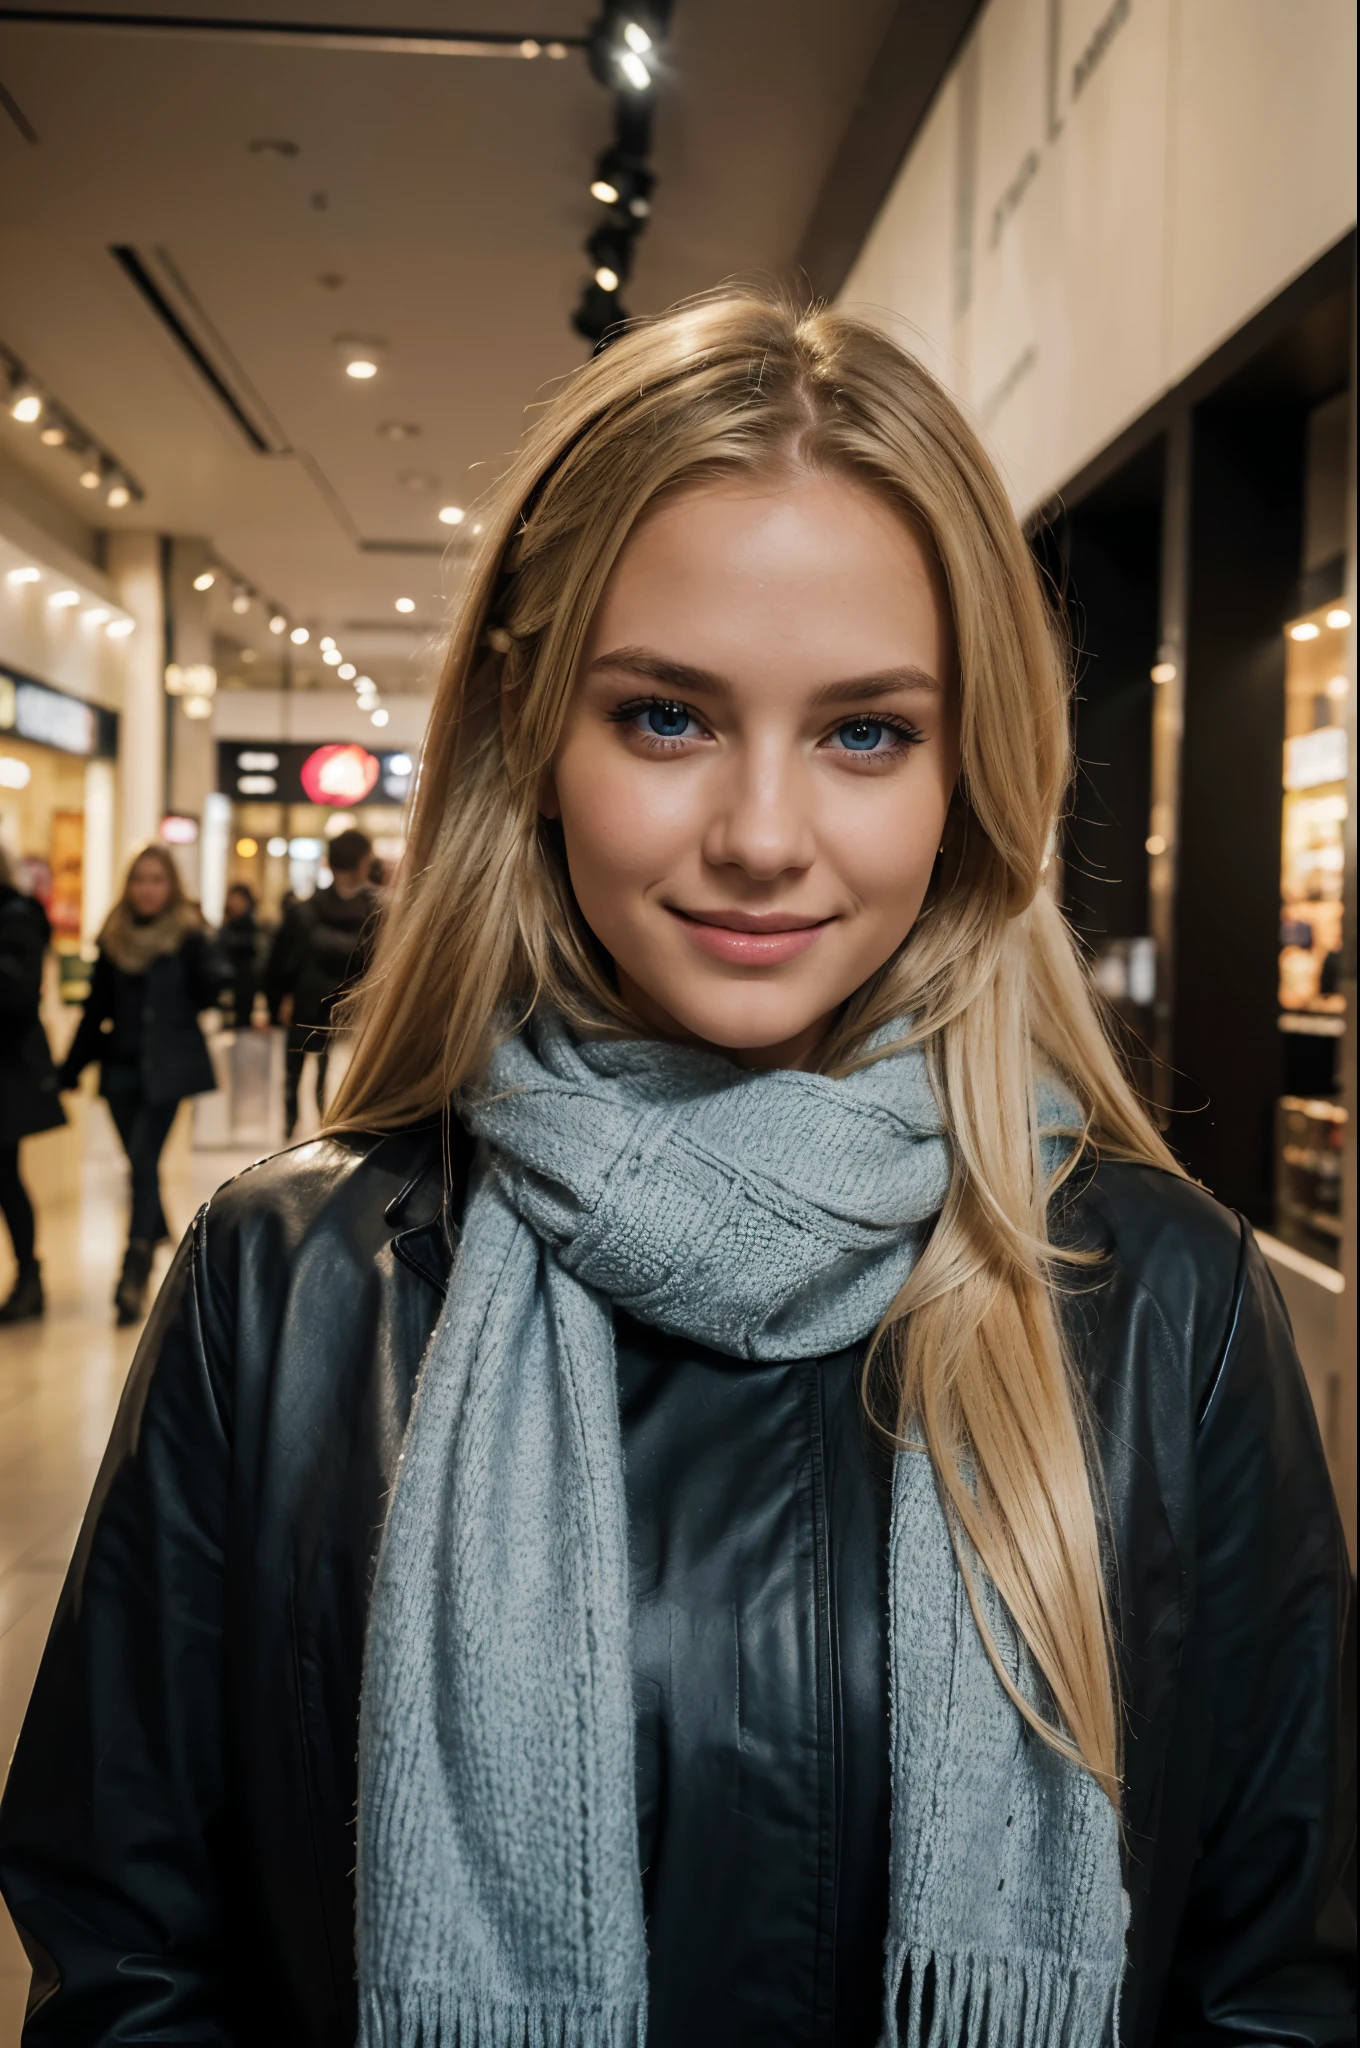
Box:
[215,740,413,908]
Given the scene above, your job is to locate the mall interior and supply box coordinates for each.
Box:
[0,1,1355,2034]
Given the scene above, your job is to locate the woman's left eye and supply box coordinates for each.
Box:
[614,698,702,741]
[827,717,915,755]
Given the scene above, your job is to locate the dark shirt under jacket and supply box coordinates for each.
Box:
[0,1120,1352,2046]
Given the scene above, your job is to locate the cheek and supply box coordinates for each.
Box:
[554,741,698,895]
[822,776,949,922]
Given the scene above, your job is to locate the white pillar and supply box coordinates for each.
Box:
[105,531,164,860]
[81,757,116,947]
[200,790,230,927]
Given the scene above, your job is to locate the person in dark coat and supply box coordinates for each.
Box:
[219,881,264,1029]
[59,845,227,1326]
[0,849,65,1322]
[264,827,380,1138]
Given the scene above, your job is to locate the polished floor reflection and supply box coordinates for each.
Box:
[0,1083,266,2042]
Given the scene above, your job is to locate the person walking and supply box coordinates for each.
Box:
[0,849,64,1323]
[220,880,264,1029]
[58,845,226,1326]
[266,827,379,1138]
[1,295,1351,2045]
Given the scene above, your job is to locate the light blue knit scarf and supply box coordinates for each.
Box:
[357,1015,1125,2046]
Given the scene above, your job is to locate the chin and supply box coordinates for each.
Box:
[662,984,829,1056]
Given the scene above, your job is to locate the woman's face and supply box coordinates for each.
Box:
[128,856,174,918]
[544,471,960,1069]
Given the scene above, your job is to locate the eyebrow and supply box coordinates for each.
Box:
[587,646,943,702]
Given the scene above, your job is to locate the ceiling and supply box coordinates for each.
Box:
[0,0,900,692]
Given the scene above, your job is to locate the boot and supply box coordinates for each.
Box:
[114,1239,155,1327]
[0,1260,43,1323]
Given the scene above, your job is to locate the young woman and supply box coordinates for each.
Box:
[57,844,226,1324]
[0,296,1351,2046]
[0,847,64,1322]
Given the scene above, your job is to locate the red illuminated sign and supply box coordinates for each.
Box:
[299,743,380,807]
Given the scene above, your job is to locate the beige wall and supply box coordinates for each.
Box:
[842,0,1357,513]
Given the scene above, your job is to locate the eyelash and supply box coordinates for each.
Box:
[608,694,927,761]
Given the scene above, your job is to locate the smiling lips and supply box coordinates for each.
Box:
[668,904,833,966]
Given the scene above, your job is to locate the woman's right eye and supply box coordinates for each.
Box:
[620,699,700,741]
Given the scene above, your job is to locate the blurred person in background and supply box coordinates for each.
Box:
[58,845,227,1326]
[266,826,380,1139]
[220,879,265,1029]
[0,846,64,1323]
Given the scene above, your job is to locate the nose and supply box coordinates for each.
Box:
[700,738,817,884]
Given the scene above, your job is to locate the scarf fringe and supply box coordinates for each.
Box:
[359,1987,647,2048]
[884,1944,1118,2048]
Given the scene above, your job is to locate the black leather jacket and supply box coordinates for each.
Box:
[0,1121,1353,2044]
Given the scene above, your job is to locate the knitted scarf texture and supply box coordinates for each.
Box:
[357,1015,1125,2046]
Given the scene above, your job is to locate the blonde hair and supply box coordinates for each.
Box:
[332,290,1178,1803]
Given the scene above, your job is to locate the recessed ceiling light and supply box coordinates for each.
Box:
[10,389,42,424]
[39,424,66,447]
[106,617,135,638]
[193,570,215,592]
[106,482,131,508]
[371,707,389,727]
[438,504,465,526]
[269,614,287,635]
[79,466,101,489]
[290,626,310,644]
[1289,622,1321,642]
[6,566,40,585]
[48,588,81,607]
[338,662,356,680]
[394,597,415,614]
[323,648,343,666]
[1326,607,1352,630]
[346,358,379,380]
[231,592,251,614]
[319,636,336,651]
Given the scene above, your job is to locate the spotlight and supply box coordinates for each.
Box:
[323,648,343,666]
[267,837,288,857]
[371,707,389,727]
[106,617,135,638]
[320,636,337,651]
[623,21,652,52]
[338,662,356,680]
[619,50,651,89]
[588,224,634,289]
[389,753,413,775]
[595,266,620,292]
[346,358,379,380]
[39,424,66,447]
[78,464,101,490]
[336,335,385,381]
[591,178,620,204]
[572,279,628,346]
[590,148,654,218]
[1326,607,1352,630]
[394,597,415,614]
[83,607,111,626]
[290,626,310,644]
[6,567,40,585]
[10,386,42,425]
[231,591,251,614]
[1150,661,1177,684]
[236,837,259,858]
[106,480,131,508]
[193,570,216,592]
[48,588,80,608]
[519,37,541,56]
[438,505,465,526]
[1289,622,1321,642]
[269,614,287,635]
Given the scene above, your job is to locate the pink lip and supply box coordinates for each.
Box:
[667,905,833,966]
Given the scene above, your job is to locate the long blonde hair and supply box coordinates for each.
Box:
[332,290,1178,1803]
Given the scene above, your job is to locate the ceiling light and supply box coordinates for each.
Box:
[323,648,343,666]
[231,592,251,614]
[83,607,111,625]
[269,613,287,635]
[106,482,131,508]
[0,757,32,790]
[345,358,379,380]
[78,465,101,489]
[39,424,66,447]
[10,388,42,424]
[193,570,216,592]
[6,566,40,585]
[290,626,310,644]
[619,50,651,89]
[338,661,356,680]
[236,837,259,858]
[438,504,465,526]
[370,708,389,727]
[389,753,412,774]
[590,178,620,204]
[519,37,541,57]
[106,617,135,638]
[1150,661,1177,684]
[1145,834,1167,857]
[48,588,80,608]
[1289,621,1321,642]
[623,21,653,53]
[1326,607,1352,630]
[394,597,415,614]
[356,675,374,690]
[546,40,567,58]
[183,696,213,720]
[267,836,288,857]
[320,635,336,651]
[595,265,620,292]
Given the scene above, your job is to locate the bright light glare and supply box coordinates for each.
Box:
[79,467,100,489]
[438,504,465,526]
[1150,661,1177,684]
[267,837,289,857]
[106,618,135,638]
[1289,622,1321,642]
[0,757,32,789]
[595,265,620,292]
[1327,673,1349,700]
[389,754,412,775]
[394,597,416,614]
[6,567,40,585]
[338,662,356,680]
[591,179,620,204]
[232,593,251,614]
[269,614,287,634]
[619,50,651,89]
[40,425,66,446]
[193,571,215,592]
[323,649,343,666]
[370,708,389,727]
[320,636,336,651]
[106,484,130,508]
[1326,608,1352,631]
[236,837,259,858]
[11,394,41,424]
[290,626,310,645]
[83,607,111,626]
[345,359,379,380]
[623,21,652,52]
[48,589,80,608]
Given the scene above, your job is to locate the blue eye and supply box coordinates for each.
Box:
[834,718,889,752]
[639,701,694,739]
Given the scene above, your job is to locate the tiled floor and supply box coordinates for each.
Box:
[0,1064,311,2042]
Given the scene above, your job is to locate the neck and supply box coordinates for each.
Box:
[614,967,832,1072]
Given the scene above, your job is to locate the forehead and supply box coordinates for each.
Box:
[587,471,949,679]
